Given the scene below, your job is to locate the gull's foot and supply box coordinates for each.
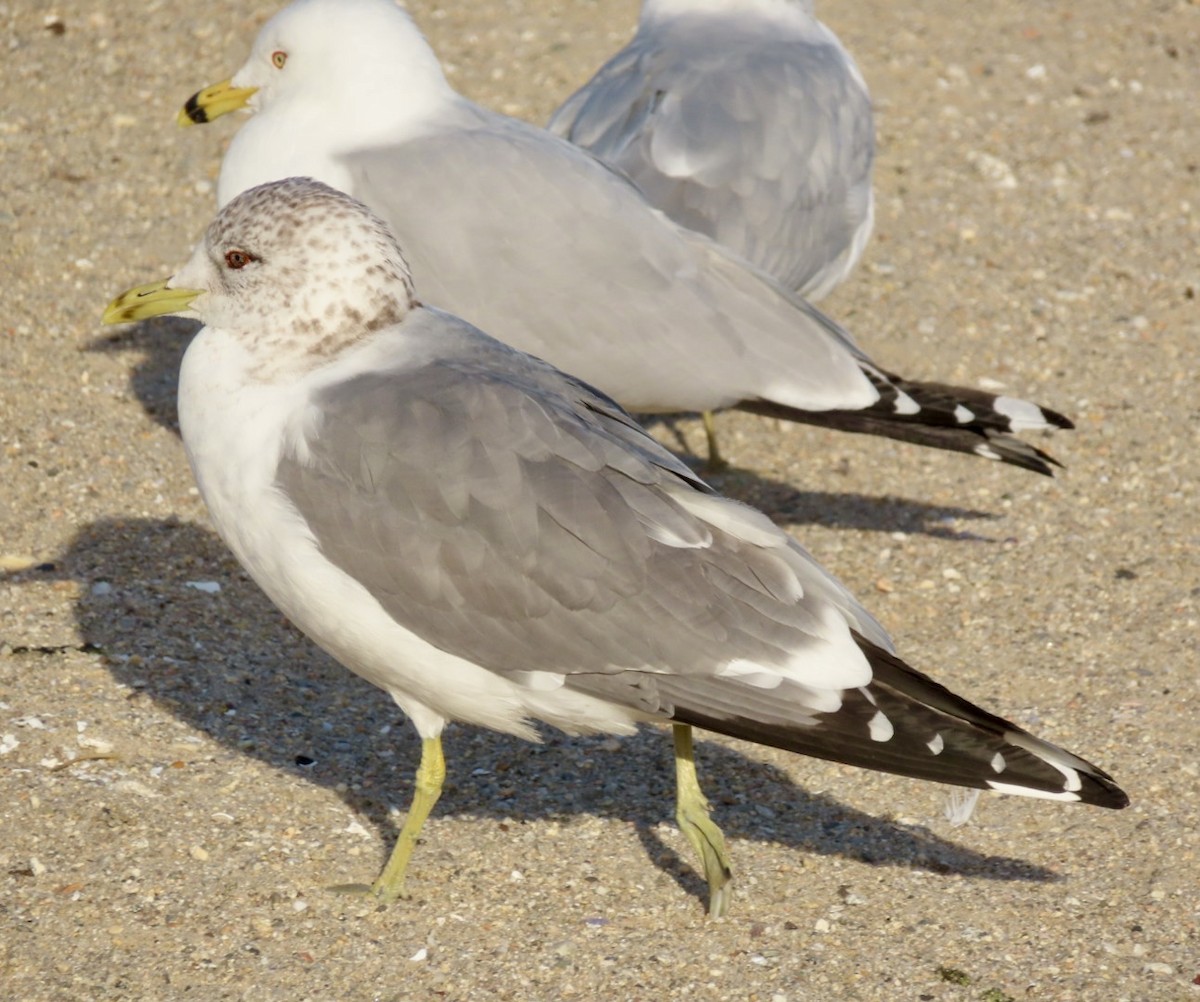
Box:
[673,723,734,917]
[369,874,411,904]
[677,803,734,918]
[701,410,729,474]
[328,736,444,907]
[325,880,410,903]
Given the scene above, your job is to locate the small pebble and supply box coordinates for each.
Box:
[14,716,47,730]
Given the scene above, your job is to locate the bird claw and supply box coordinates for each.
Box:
[677,805,734,918]
[324,880,410,904]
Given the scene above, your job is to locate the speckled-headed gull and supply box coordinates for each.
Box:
[104,179,1126,915]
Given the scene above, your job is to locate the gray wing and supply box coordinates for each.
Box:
[343,113,879,416]
[273,317,1128,809]
[548,18,875,298]
[276,310,892,695]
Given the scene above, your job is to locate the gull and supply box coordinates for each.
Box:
[548,0,875,301]
[177,0,1070,475]
[104,178,1126,915]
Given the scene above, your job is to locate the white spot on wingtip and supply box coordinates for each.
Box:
[892,391,920,415]
[1004,732,1085,792]
[986,780,1081,803]
[994,395,1052,432]
[867,710,893,742]
[990,751,1006,773]
[926,733,944,755]
[975,444,1003,462]
[953,404,974,424]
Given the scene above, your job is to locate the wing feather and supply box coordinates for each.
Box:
[548,14,875,297]
[276,317,889,693]
[347,119,878,414]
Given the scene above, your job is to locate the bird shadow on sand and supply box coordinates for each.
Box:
[86,316,199,435]
[32,515,1058,915]
[87,320,1002,541]
[646,414,1004,541]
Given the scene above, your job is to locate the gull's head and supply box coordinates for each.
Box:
[180,0,449,129]
[104,178,416,372]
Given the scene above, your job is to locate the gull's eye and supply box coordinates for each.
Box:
[272,50,287,69]
[225,249,258,270]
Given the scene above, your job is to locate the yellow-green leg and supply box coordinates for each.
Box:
[701,410,728,472]
[673,724,733,917]
[371,735,446,903]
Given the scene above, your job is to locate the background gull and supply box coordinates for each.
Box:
[548,0,875,301]
[177,0,1068,475]
[103,178,1126,917]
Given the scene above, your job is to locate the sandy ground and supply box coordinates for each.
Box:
[1,0,1197,999]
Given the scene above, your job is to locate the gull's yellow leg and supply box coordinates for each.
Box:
[371,735,446,903]
[701,410,728,472]
[673,724,733,917]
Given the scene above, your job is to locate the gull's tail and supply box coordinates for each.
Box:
[739,370,1073,477]
[663,634,1128,810]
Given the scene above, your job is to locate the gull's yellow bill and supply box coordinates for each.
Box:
[179,77,258,126]
[103,278,202,325]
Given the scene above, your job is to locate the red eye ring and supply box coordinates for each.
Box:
[272,50,287,69]
[225,249,257,270]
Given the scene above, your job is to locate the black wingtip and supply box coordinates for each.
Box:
[850,636,1130,810]
[664,635,1129,811]
[973,433,1064,477]
[738,372,1074,477]
[1086,776,1130,810]
[1041,405,1075,432]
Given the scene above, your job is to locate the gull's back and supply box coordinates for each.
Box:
[548,0,875,300]
[347,109,876,415]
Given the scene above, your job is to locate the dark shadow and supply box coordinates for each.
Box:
[85,317,200,434]
[10,515,1058,913]
[713,479,1000,541]
[646,414,1003,539]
